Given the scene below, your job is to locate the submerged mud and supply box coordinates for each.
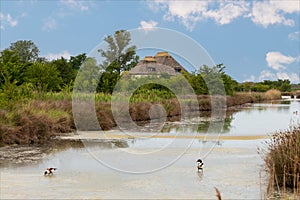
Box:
[0,145,49,164]
[0,100,298,199]
[0,139,128,165]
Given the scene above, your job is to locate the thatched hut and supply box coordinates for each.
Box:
[128,56,177,77]
[128,52,187,77]
[154,52,186,73]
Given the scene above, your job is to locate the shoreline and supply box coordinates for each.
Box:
[0,93,285,146]
[59,131,270,141]
[0,129,270,165]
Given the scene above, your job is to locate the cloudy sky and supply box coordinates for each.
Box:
[1,0,299,83]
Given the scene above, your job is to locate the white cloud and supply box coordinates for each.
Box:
[60,0,89,11]
[42,17,57,32]
[258,71,299,83]
[6,14,18,27]
[288,31,300,41]
[259,70,276,81]
[139,20,158,31]
[259,71,299,83]
[147,0,300,30]
[203,1,249,25]
[44,51,72,61]
[276,72,290,80]
[266,52,297,71]
[249,0,300,27]
[289,73,300,83]
[0,12,18,29]
[276,72,299,83]
[148,0,208,31]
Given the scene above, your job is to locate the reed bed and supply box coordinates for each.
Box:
[0,100,73,145]
[264,126,300,198]
[0,90,282,146]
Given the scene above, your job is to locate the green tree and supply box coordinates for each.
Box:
[0,50,33,109]
[70,53,87,70]
[199,64,226,95]
[25,62,61,92]
[277,79,291,92]
[74,57,99,92]
[98,30,138,74]
[182,70,208,95]
[252,83,270,92]
[238,82,254,92]
[97,71,120,93]
[221,73,238,95]
[97,30,139,93]
[51,57,75,87]
[8,40,39,63]
[0,49,32,87]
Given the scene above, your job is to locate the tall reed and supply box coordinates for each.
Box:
[264,126,300,198]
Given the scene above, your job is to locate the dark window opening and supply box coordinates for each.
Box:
[175,68,181,73]
[148,67,156,72]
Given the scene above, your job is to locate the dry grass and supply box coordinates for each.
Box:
[0,100,73,145]
[0,90,283,146]
[96,103,116,130]
[264,127,300,198]
[263,89,282,100]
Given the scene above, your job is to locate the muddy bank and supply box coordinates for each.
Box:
[0,138,129,165]
[0,145,49,164]
[0,140,82,165]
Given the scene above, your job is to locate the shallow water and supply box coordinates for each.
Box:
[1,100,299,199]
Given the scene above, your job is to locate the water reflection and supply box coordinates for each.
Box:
[2,100,299,199]
[161,111,234,134]
[198,139,224,147]
[51,139,128,151]
[161,100,299,136]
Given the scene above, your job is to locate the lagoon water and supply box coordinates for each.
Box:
[1,100,299,199]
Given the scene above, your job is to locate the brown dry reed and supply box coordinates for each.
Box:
[0,90,282,146]
[265,126,300,197]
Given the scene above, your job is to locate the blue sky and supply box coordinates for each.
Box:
[1,0,299,83]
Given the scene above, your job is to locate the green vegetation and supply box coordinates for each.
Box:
[182,64,239,95]
[0,33,292,104]
[236,79,292,92]
[0,30,292,146]
[97,30,139,93]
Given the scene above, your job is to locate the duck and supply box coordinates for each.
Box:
[44,167,57,176]
[196,159,204,172]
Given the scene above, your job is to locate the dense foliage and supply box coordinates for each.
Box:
[0,31,293,109]
[236,79,292,92]
[0,31,292,146]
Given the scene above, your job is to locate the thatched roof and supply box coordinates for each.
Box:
[141,56,156,63]
[128,60,176,76]
[154,52,186,72]
[128,52,187,76]
[154,52,171,57]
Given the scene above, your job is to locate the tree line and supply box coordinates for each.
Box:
[0,30,292,108]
